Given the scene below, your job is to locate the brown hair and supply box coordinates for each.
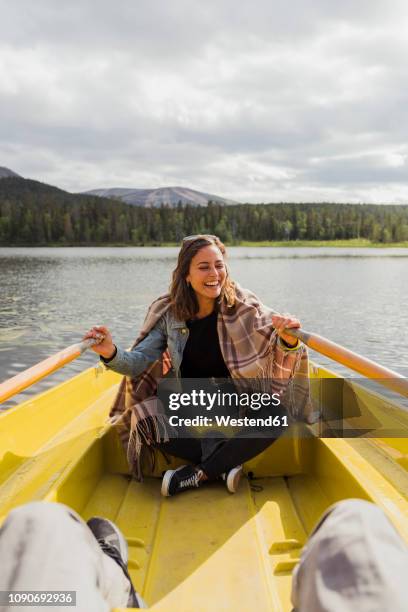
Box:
[170,235,236,321]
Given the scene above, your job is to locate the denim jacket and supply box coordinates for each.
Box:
[103,310,191,379]
[103,305,300,381]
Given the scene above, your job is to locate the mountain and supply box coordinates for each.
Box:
[0,173,238,208]
[83,186,239,207]
[0,175,72,198]
[0,166,22,179]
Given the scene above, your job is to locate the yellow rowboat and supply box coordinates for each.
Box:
[0,345,408,611]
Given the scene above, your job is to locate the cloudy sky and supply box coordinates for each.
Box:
[1,0,408,203]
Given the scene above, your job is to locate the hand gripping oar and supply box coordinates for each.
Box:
[286,328,408,399]
[0,338,99,404]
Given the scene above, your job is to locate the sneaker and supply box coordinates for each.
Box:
[161,465,204,497]
[221,465,243,493]
[87,517,147,609]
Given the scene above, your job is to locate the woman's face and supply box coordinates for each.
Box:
[186,244,227,303]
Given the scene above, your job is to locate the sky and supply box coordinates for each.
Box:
[1,0,408,203]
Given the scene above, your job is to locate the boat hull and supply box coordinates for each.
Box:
[1,364,407,611]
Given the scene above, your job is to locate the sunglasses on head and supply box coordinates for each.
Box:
[182,234,218,243]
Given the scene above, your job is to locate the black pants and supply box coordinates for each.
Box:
[155,404,286,480]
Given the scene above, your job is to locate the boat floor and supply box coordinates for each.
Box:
[81,471,329,612]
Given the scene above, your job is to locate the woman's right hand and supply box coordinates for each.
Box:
[83,325,116,359]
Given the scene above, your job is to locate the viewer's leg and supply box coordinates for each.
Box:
[0,502,137,612]
[291,499,408,612]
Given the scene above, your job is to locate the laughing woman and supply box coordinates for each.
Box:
[84,235,310,496]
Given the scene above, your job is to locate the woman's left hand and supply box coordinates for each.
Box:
[272,313,301,347]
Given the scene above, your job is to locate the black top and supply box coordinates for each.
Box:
[180,310,230,379]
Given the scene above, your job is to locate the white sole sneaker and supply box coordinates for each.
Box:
[161,465,187,497]
[225,465,243,493]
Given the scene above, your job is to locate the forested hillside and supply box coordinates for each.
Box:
[1,177,407,244]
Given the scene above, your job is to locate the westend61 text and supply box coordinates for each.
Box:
[168,390,281,411]
[168,414,289,427]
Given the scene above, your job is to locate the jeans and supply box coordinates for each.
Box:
[156,403,286,480]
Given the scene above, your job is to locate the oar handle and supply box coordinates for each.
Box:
[0,339,98,405]
[286,328,408,398]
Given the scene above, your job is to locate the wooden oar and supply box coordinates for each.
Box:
[287,328,408,398]
[0,339,98,404]
[1,330,407,405]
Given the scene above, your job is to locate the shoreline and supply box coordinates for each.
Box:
[1,239,408,248]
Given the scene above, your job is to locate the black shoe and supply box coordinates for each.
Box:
[221,465,243,493]
[87,517,147,609]
[161,465,204,497]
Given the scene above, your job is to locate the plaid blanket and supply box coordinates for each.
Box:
[109,284,313,479]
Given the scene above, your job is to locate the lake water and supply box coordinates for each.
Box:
[1,247,407,407]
